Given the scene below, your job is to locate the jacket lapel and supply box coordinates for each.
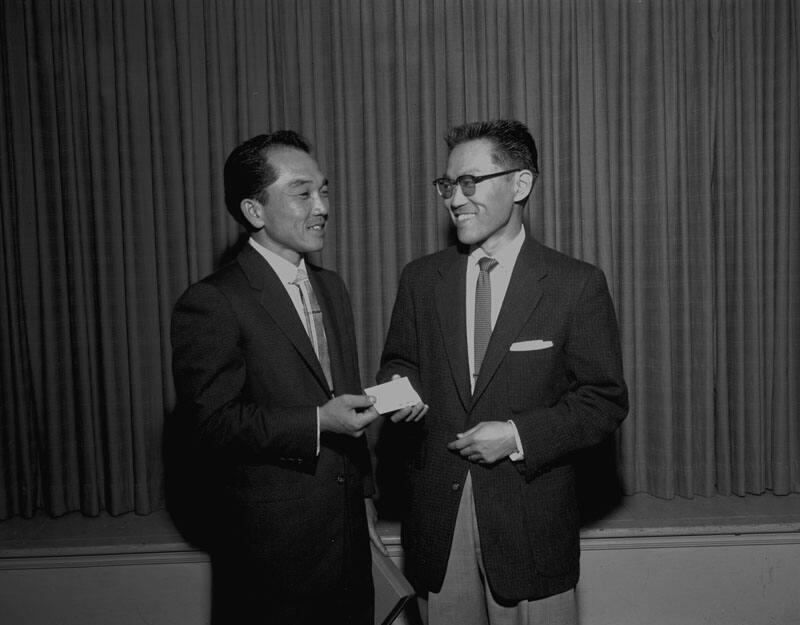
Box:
[470,239,547,407]
[434,250,471,411]
[238,246,331,394]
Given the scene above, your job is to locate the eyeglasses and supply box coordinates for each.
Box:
[432,168,521,199]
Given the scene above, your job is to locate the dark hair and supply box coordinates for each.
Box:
[445,119,539,175]
[223,130,312,230]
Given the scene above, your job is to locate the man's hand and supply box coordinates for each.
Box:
[365,498,388,555]
[318,394,379,437]
[389,401,428,423]
[387,374,429,423]
[447,421,518,464]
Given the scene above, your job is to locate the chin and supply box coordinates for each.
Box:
[455,227,483,246]
[303,240,325,253]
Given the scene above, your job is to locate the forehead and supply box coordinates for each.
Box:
[446,138,498,175]
[267,146,325,185]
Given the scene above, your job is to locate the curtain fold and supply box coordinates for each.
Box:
[0,0,797,519]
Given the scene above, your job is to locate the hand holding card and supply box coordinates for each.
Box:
[364,377,423,415]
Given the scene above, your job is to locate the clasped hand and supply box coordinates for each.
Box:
[447,421,517,464]
[318,394,379,437]
[386,374,428,423]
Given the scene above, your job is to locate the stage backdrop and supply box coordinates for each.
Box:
[1,0,798,519]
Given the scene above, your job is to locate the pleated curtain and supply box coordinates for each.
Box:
[0,0,797,519]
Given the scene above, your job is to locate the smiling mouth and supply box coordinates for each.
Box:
[453,213,476,222]
[307,221,326,231]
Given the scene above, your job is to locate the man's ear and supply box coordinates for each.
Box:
[241,198,265,230]
[513,169,537,204]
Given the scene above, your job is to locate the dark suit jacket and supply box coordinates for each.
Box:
[378,237,628,604]
[171,244,374,615]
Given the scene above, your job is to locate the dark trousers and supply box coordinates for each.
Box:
[210,553,374,625]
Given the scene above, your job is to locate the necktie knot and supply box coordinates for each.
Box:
[292,266,309,285]
[478,256,498,273]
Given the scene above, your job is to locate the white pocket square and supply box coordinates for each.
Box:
[510,339,553,352]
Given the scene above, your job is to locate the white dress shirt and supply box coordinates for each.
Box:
[465,226,526,460]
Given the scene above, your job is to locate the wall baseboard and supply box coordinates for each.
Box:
[578,530,800,625]
[3,494,800,625]
[2,527,798,625]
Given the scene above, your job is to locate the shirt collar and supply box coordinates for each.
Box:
[248,237,306,284]
[468,226,526,269]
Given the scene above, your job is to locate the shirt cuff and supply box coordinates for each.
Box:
[507,420,524,461]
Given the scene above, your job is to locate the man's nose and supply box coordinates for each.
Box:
[449,182,469,208]
[312,193,329,215]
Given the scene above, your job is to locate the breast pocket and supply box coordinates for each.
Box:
[504,345,563,412]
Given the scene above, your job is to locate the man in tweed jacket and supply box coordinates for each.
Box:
[378,120,628,624]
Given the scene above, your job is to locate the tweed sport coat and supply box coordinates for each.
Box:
[378,237,628,603]
[171,244,373,605]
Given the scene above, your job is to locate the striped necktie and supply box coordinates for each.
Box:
[292,266,333,393]
[473,256,498,382]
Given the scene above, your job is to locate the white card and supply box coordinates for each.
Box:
[364,377,422,415]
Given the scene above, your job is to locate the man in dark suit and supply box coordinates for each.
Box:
[378,120,628,624]
[171,131,381,624]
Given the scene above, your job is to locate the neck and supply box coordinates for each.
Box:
[478,219,523,257]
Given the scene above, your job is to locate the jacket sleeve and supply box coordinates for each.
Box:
[376,265,424,393]
[171,281,319,464]
[513,267,628,481]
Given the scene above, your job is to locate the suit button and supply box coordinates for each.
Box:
[336,474,346,484]
[451,482,460,491]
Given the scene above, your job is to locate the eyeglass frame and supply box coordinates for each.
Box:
[432,168,521,199]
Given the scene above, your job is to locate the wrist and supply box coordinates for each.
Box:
[506,420,524,461]
[317,403,332,432]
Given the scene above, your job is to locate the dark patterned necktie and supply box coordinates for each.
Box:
[474,256,498,380]
[292,266,333,392]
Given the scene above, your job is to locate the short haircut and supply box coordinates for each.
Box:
[223,130,312,230]
[445,119,539,175]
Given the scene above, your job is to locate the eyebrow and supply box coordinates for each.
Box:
[286,177,328,189]
[443,171,478,179]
